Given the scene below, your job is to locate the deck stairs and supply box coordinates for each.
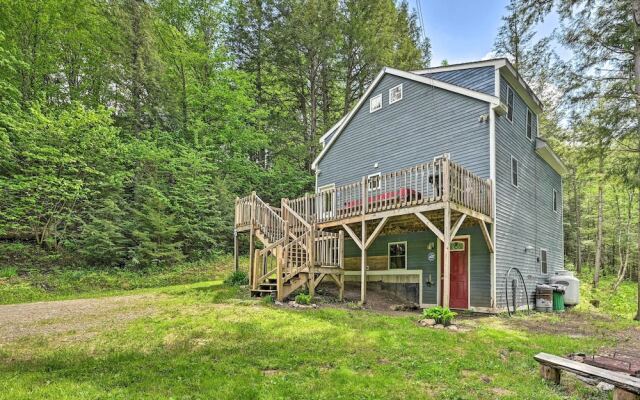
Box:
[237,193,344,301]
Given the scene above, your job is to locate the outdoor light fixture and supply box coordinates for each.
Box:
[525,245,534,252]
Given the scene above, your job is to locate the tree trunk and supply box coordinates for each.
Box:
[573,169,582,273]
[633,0,640,321]
[594,152,604,288]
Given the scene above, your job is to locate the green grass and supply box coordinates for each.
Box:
[0,256,247,305]
[0,267,637,399]
[0,280,636,399]
[575,272,639,319]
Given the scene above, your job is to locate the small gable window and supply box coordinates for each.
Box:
[370,94,382,113]
[506,86,514,122]
[388,242,407,269]
[553,189,558,212]
[526,109,534,140]
[389,84,403,104]
[540,249,548,274]
[511,156,519,187]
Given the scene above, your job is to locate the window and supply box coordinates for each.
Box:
[511,156,519,187]
[451,241,465,251]
[540,249,548,274]
[370,94,382,113]
[388,242,407,269]
[526,109,534,140]
[553,189,558,212]
[389,84,403,104]
[367,173,381,191]
[506,86,514,122]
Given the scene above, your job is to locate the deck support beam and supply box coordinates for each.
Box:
[365,217,388,249]
[360,219,367,305]
[450,214,467,241]
[414,212,444,242]
[342,224,363,249]
[249,225,255,289]
[442,205,451,308]
[233,229,239,272]
[479,220,494,253]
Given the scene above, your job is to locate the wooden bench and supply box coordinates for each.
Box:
[535,352,640,400]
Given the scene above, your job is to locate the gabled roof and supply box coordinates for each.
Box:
[412,58,544,114]
[311,67,501,170]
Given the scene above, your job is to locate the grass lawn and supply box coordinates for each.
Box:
[0,274,638,399]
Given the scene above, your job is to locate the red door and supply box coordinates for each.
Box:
[440,238,469,309]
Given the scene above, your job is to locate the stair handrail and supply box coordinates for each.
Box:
[252,193,286,242]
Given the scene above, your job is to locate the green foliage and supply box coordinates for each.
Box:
[261,294,275,305]
[422,306,457,325]
[224,270,249,286]
[294,293,312,305]
[0,0,429,272]
[0,266,17,278]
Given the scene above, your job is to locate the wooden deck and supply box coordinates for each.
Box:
[234,157,494,307]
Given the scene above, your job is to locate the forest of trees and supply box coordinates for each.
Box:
[0,0,638,316]
[0,0,429,269]
[492,0,640,317]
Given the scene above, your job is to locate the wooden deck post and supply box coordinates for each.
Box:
[339,230,345,301]
[249,226,255,288]
[442,160,451,308]
[360,219,367,304]
[233,229,239,273]
[308,225,316,296]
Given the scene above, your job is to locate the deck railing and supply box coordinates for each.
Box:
[282,158,492,225]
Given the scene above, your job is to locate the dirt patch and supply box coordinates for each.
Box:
[313,282,422,317]
[0,294,161,344]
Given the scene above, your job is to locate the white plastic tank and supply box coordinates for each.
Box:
[549,271,580,306]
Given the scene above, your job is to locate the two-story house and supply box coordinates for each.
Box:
[234,58,567,313]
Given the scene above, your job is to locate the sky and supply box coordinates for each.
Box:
[407,0,562,66]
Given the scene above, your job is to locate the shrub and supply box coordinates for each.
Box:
[261,294,274,304]
[422,306,457,326]
[294,293,312,305]
[224,270,248,286]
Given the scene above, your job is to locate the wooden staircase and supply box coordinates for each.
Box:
[237,193,344,301]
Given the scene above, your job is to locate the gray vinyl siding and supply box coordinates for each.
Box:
[494,75,563,309]
[343,226,491,308]
[421,66,495,96]
[317,74,491,188]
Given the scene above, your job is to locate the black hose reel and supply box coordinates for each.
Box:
[504,267,531,316]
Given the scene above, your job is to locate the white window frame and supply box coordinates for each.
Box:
[389,84,403,104]
[540,248,548,275]
[552,189,558,213]
[506,86,514,123]
[367,172,381,191]
[369,94,382,113]
[526,108,534,141]
[510,156,519,188]
[388,241,408,270]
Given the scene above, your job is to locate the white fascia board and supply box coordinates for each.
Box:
[311,68,387,170]
[411,59,507,75]
[319,116,346,144]
[498,64,544,113]
[536,138,568,175]
[311,67,501,170]
[384,68,501,105]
